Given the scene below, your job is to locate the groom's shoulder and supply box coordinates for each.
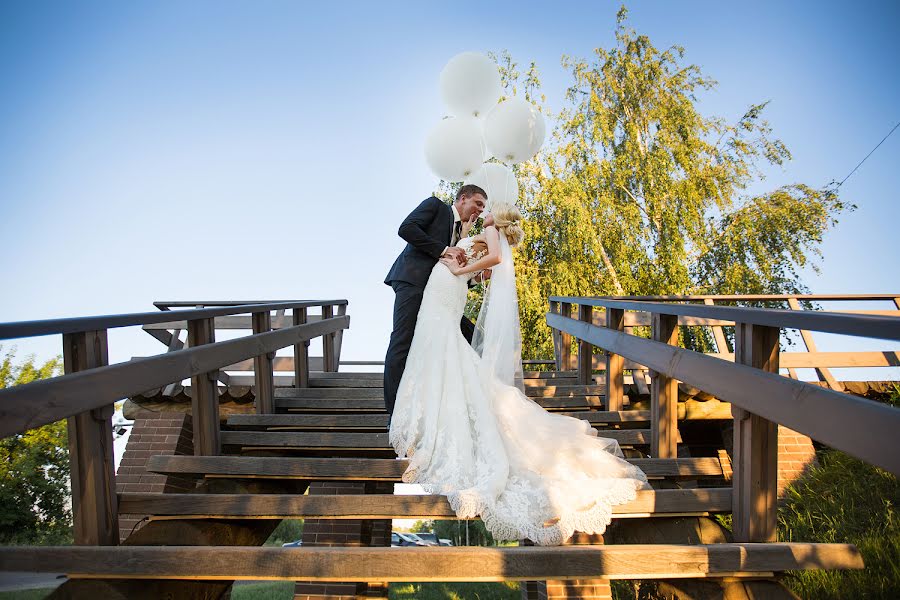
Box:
[415,195,450,211]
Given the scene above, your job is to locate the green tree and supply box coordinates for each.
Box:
[501,7,852,358]
[0,346,71,544]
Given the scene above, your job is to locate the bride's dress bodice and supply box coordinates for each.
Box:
[421,235,486,315]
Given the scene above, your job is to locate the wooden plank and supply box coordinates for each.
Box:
[322,305,336,373]
[0,544,864,581]
[651,314,679,458]
[709,351,900,368]
[293,307,310,388]
[704,298,730,353]
[0,300,348,341]
[548,297,900,342]
[578,304,594,385]
[545,312,900,476]
[142,314,326,331]
[219,429,654,449]
[787,298,843,391]
[559,302,574,371]
[274,396,605,413]
[118,488,734,519]
[146,455,726,480]
[188,318,220,456]
[606,308,625,411]
[274,385,606,400]
[63,330,118,546]
[733,323,779,544]
[252,311,275,414]
[0,315,349,438]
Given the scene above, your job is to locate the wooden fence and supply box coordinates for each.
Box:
[546,294,900,543]
[0,300,349,546]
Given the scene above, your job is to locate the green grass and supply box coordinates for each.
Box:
[778,447,900,599]
[230,581,296,600]
[389,581,520,599]
[0,589,55,600]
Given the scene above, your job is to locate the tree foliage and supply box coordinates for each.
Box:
[0,346,71,544]
[495,6,853,358]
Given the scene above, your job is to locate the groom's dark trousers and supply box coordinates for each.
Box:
[384,196,475,421]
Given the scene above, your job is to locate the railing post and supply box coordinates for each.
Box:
[322,305,336,373]
[334,303,347,369]
[63,329,118,546]
[605,308,625,412]
[188,317,220,455]
[293,307,310,388]
[577,304,594,385]
[252,310,275,414]
[559,302,574,372]
[732,322,779,543]
[651,313,679,458]
[550,300,562,370]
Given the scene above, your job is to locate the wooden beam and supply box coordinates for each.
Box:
[219,429,653,449]
[0,543,864,581]
[559,303,574,371]
[732,323,779,544]
[704,299,730,353]
[322,305,336,372]
[578,304,594,385]
[293,307,310,388]
[605,308,625,412]
[545,312,900,476]
[252,311,275,414]
[63,329,118,546]
[548,297,900,342]
[786,298,843,391]
[188,318,220,456]
[146,455,727,481]
[0,315,349,438]
[651,314,679,459]
[117,488,733,519]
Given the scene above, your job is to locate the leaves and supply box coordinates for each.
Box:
[0,345,71,544]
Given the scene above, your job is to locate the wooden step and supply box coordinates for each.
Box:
[118,488,733,519]
[305,377,563,389]
[147,455,728,481]
[225,411,651,431]
[0,544,864,581]
[219,429,656,450]
[275,396,605,413]
[275,384,606,399]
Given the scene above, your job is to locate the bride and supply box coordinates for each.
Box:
[388,201,650,546]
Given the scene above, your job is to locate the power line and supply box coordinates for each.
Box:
[836,120,900,187]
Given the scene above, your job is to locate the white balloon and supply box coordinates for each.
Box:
[440,52,502,118]
[483,97,546,164]
[424,116,487,182]
[465,163,519,208]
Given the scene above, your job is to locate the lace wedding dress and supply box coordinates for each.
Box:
[388,235,650,546]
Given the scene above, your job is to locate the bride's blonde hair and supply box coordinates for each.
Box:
[490,201,524,247]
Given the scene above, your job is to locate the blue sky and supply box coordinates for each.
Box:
[1,0,898,381]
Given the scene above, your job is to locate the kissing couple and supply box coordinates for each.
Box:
[383,185,649,546]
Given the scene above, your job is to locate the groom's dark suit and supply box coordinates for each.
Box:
[384,196,475,419]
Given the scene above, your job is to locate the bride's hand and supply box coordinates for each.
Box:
[440,256,463,275]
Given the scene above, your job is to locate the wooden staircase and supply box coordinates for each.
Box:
[2,370,863,598]
[3,295,895,598]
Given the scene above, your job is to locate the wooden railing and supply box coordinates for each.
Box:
[546,294,900,543]
[548,294,900,390]
[0,299,349,546]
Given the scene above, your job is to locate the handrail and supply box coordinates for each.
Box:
[549,296,900,341]
[0,316,350,438]
[0,300,348,340]
[547,312,900,475]
[584,294,900,301]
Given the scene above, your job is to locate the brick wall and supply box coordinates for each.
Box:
[777,424,817,495]
[115,411,196,542]
[521,533,612,600]
[294,481,392,600]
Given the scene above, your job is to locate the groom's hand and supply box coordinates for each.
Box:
[442,247,466,265]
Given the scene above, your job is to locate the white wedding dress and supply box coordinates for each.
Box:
[388,234,650,546]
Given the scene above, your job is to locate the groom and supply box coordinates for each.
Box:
[383,184,488,419]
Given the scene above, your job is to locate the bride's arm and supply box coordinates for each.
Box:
[440,226,502,276]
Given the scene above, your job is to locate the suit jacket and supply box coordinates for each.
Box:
[384,196,455,288]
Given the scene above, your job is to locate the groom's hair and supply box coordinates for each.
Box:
[456,184,487,203]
